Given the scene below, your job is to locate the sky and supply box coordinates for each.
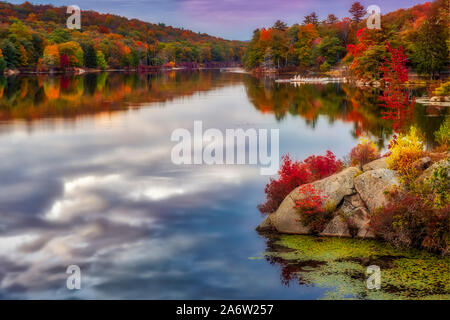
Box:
[7,0,425,40]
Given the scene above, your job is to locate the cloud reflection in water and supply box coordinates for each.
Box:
[0,73,363,299]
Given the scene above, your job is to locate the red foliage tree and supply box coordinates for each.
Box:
[59,53,70,69]
[379,42,414,132]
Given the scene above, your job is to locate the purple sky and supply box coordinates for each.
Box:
[8,0,426,40]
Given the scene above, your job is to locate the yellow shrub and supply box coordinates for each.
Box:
[387,127,425,182]
[433,81,450,96]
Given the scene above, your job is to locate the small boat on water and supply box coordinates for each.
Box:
[275,75,346,84]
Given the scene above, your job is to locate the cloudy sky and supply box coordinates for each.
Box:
[8,0,424,41]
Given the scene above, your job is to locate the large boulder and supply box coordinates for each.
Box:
[269,167,361,234]
[412,157,432,171]
[362,157,387,171]
[417,159,449,182]
[320,194,374,238]
[354,168,400,213]
[320,214,350,237]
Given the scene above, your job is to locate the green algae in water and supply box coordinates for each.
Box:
[263,235,450,300]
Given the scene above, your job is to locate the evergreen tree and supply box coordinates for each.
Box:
[410,19,448,78]
[0,49,6,72]
[303,12,319,26]
[326,14,339,24]
[349,2,365,23]
[84,44,97,68]
[1,39,19,68]
[272,20,288,31]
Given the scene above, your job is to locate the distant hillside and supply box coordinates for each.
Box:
[0,1,246,71]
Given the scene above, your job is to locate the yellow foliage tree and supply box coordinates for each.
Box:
[42,44,60,68]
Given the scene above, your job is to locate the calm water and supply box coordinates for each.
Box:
[0,71,446,299]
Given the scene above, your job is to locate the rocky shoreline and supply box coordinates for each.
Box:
[257,156,447,239]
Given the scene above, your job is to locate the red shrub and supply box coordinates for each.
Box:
[295,184,331,234]
[257,155,311,215]
[258,152,342,215]
[370,188,449,254]
[304,150,343,180]
[294,184,325,215]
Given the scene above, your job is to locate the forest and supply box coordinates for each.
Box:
[0,1,246,71]
[243,0,449,79]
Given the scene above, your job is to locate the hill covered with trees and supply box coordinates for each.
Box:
[243,0,449,79]
[0,1,246,71]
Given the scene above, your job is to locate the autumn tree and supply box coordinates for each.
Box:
[243,29,264,69]
[325,14,339,25]
[8,19,32,41]
[286,24,300,65]
[379,42,414,132]
[58,41,84,67]
[96,50,108,69]
[270,27,288,68]
[303,12,319,26]
[409,17,448,78]
[48,28,70,44]
[316,36,346,66]
[349,2,365,23]
[272,20,288,31]
[345,28,386,80]
[296,24,318,67]
[42,44,60,68]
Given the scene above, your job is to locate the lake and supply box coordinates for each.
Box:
[0,71,447,299]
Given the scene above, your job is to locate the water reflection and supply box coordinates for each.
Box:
[0,72,243,122]
[1,73,446,147]
[0,71,447,299]
[259,232,450,299]
[243,76,447,148]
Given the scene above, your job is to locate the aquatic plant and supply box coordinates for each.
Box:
[263,235,450,300]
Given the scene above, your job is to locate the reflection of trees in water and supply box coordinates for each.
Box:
[244,77,448,148]
[261,232,327,287]
[0,71,243,121]
[0,73,446,146]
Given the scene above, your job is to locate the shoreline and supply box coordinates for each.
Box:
[2,66,246,77]
[257,154,449,255]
